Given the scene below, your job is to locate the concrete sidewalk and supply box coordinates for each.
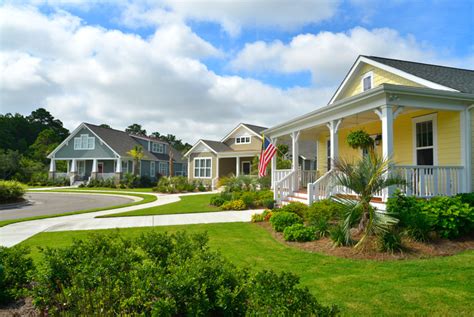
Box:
[0,190,262,247]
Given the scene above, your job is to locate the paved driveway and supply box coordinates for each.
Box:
[0,192,135,221]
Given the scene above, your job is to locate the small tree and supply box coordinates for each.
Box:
[169,147,174,177]
[333,154,405,248]
[127,145,144,175]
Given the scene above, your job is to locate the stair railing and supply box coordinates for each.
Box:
[274,170,297,206]
[307,170,335,205]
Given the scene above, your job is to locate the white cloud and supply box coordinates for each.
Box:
[121,0,339,36]
[230,27,438,85]
[0,5,329,143]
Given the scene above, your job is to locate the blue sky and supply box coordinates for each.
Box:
[1,0,473,141]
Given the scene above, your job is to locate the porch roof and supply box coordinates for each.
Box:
[264,84,474,138]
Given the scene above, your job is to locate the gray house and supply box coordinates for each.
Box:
[47,123,187,185]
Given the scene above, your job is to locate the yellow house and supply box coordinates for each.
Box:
[264,56,474,205]
[184,123,266,188]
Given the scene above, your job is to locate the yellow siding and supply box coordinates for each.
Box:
[338,64,422,100]
[314,110,461,175]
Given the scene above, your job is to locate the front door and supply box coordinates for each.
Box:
[98,162,104,174]
[242,161,251,175]
[77,161,86,177]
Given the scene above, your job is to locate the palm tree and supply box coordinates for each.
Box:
[332,154,405,248]
[127,145,145,175]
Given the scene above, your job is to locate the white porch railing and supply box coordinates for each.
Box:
[55,172,68,179]
[274,169,292,185]
[274,170,297,206]
[299,170,318,188]
[395,165,464,198]
[97,173,116,180]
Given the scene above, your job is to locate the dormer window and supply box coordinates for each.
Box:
[74,134,95,150]
[152,142,165,153]
[236,136,251,144]
[362,72,373,92]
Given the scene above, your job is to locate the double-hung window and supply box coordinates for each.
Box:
[158,162,168,176]
[150,162,156,177]
[74,134,95,150]
[194,158,211,178]
[235,136,251,144]
[152,142,165,153]
[414,117,436,165]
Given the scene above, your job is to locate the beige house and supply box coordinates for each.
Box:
[184,123,266,188]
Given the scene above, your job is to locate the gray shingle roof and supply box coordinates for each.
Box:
[242,123,267,135]
[84,123,156,160]
[365,56,474,93]
[201,140,233,153]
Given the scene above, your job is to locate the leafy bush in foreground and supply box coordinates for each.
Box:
[280,201,309,218]
[306,199,345,224]
[31,231,335,316]
[221,199,247,210]
[0,246,34,305]
[283,224,317,242]
[378,230,403,253]
[0,180,27,203]
[457,193,474,207]
[270,212,303,232]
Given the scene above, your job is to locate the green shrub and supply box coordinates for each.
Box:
[270,211,303,232]
[283,224,317,242]
[262,209,273,221]
[221,199,247,210]
[220,175,258,192]
[255,190,275,209]
[31,231,335,315]
[379,230,403,253]
[330,224,353,247]
[280,201,309,218]
[154,176,199,193]
[0,180,26,203]
[306,199,344,224]
[240,191,257,208]
[422,196,474,239]
[313,217,331,238]
[210,196,226,207]
[251,213,265,222]
[0,246,34,305]
[120,173,141,188]
[245,270,338,316]
[387,191,434,242]
[457,193,474,207]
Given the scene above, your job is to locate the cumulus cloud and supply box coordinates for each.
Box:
[121,0,339,36]
[0,5,330,142]
[230,27,438,85]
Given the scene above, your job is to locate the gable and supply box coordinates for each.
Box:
[224,126,263,151]
[53,127,117,159]
[336,63,423,101]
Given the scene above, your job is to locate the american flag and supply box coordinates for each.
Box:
[258,136,277,177]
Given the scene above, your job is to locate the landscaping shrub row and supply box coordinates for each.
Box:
[153,176,209,193]
[211,190,274,210]
[0,232,338,316]
[253,192,473,251]
[0,180,27,204]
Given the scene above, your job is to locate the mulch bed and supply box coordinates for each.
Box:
[257,222,474,261]
[0,298,38,317]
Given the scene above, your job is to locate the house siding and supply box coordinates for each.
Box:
[338,64,422,100]
[314,109,461,176]
[55,128,116,159]
[471,109,474,187]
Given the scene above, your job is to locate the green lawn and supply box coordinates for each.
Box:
[20,223,474,316]
[0,192,157,227]
[38,187,155,192]
[100,193,220,217]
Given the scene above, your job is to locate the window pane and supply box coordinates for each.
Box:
[417,148,434,165]
[363,76,371,91]
[194,168,199,177]
[195,159,200,168]
[206,159,211,167]
[205,168,210,177]
[416,121,433,147]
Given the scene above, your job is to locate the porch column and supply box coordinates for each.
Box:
[271,137,278,189]
[48,158,56,179]
[461,107,472,192]
[70,159,77,185]
[236,156,240,177]
[187,157,191,179]
[115,158,122,184]
[291,131,300,192]
[91,159,98,180]
[326,119,342,170]
[375,105,394,200]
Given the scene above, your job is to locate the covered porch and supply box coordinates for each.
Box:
[49,158,133,185]
[212,154,257,188]
[268,85,472,205]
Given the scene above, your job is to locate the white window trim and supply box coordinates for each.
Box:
[412,113,438,165]
[241,161,251,175]
[74,134,95,150]
[150,161,156,177]
[235,136,251,144]
[151,142,165,154]
[193,157,212,179]
[361,71,374,92]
